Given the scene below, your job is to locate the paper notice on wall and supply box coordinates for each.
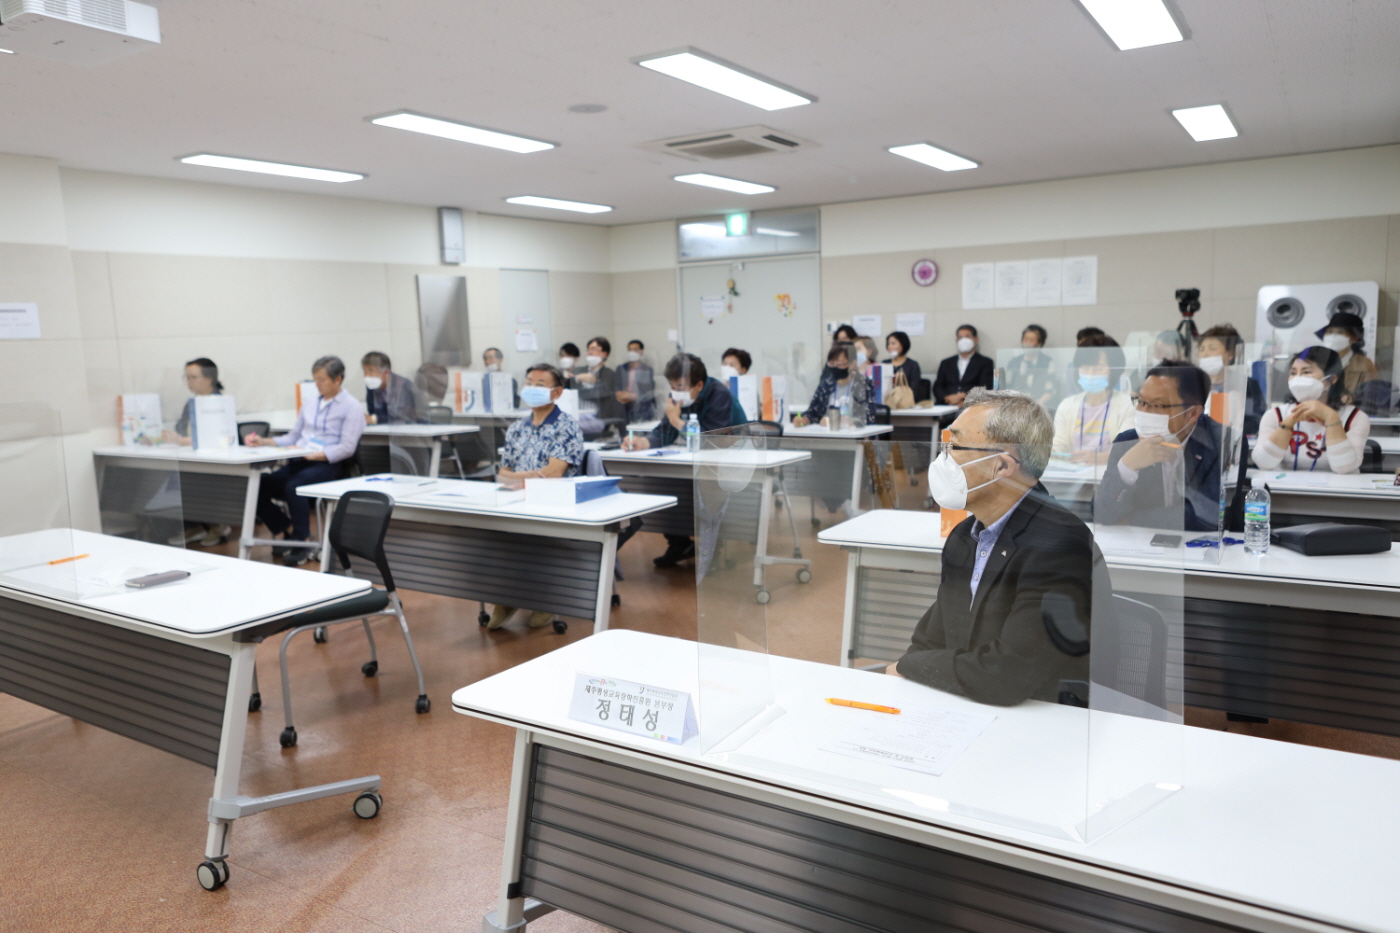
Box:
[0,303,40,339]
[894,313,925,336]
[852,314,883,337]
[961,263,994,310]
[1061,256,1098,306]
[994,261,1028,308]
[515,329,538,353]
[700,296,726,319]
[1027,258,1063,307]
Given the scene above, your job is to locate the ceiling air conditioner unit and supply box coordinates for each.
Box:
[0,0,160,65]
[642,125,815,162]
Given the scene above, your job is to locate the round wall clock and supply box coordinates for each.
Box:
[911,259,938,287]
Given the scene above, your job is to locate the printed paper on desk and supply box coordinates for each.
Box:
[822,704,996,776]
[568,673,697,744]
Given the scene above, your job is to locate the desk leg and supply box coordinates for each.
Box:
[848,447,863,518]
[238,470,262,561]
[592,531,618,633]
[753,472,774,593]
[839,548,859,667]
[429,440,442,479]
[483,729,554,933]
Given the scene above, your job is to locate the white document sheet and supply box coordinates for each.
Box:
[1061,255,1098,305]
[852,314,883,337]
[822,704,996,776]
[894,312,926,336]
[515,329,538,353]
[961,263,994,310]
[1027,258,1063,307]
[994,261,1028,308]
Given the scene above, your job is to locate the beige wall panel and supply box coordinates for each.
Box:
[612,269,677,364]
[107,253,271,339]
[71,250,116,341]
[1212,217,1390,301]
[82,338,123,440]
[264,260,390,336]
[0,243,82,341]
[1062,230,1214,307]
[0,340,91,433]
[550,271,614,352]
[0,154,68,246]
[63,432,101,532]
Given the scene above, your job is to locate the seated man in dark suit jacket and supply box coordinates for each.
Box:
[1094,361,1222,533]
[932,323,996,407]
[891,389,1107,706]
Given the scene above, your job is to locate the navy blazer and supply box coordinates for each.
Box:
[932,352,995,404]
[896,485,1105,706]
[1094,416,1223,533]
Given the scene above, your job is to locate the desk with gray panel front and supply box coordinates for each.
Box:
[820,509,1400,737]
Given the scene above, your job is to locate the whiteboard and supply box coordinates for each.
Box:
[679,256,823,406]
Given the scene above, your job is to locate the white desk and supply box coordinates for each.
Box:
[0,529,379,890]
[820,509,1400,735]
[356,423,480,478]
[92,444,309,560]
[780,423,895,518]
[1250,467,1400,527]
[296,476,675,631]
[601,448,812,601]
[454,630,1400,933]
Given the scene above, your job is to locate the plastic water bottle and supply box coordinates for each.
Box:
[1244,483,1271,555]
[684,413,701,452]
[839,395,851,427]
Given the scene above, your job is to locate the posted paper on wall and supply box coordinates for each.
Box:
[961,263,994,310]
[1061,256,1098,306]
[822,704,996,776]
[700,296,726,319]
[894,313,925,336]
[0,303,40,340]
[514,329,538,353]
[994,261,1028,308]
[852,314,883,337]
[1027,258,1063,307]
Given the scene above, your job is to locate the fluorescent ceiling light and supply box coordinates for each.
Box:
[674,173,775,195]
[681,222,799,238]
[887,143,979,172]
[756,227,799,237]
[179,154,363,183]
[505,196,612,214]
[1078,0,1183,50]
[370,112,554,154]
[635,48,813,111]
[1171,104,1238,141]
[0,48,14,54]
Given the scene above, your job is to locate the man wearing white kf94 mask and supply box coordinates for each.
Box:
[1252,346,1369,474]
[888,389,1106,706]
[932,324,995,408]
[1094,360,1221,532]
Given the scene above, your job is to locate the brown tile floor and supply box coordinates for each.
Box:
[3,510,1397,932]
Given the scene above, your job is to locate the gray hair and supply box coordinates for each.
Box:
[360,351,391,371]
[313,355,346,381]
[963,388,1052,479]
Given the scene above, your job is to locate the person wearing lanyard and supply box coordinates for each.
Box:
[247,355,365,565]
[1051,343,1134,465]
[1251,346,1369,474]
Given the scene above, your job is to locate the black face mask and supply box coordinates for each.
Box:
[825,365,849,380]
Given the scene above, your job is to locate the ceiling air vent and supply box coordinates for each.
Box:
[641,125,815,162]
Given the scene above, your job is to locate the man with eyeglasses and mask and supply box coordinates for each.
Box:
[1094,360,1221,533]
[888,389,1104,707]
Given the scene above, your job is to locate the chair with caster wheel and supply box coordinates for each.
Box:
[268,490,430,748]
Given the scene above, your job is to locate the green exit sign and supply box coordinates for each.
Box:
[725,212,750,237]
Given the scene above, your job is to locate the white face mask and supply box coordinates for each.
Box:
[1288,376,1325,402]
[586,354,604,367]
[485,363,501,373]
[957,337,976,354]
[719,365,739,381]
[627,351,642,363]
[363,376,383,391]
[1198,354,1225,375]
[1134,410,1174,439]
[1321,334,1352,354]
[558,356,575,369]
[855,351,869,366]
[927,449,1002,511]
[670,389,692,405]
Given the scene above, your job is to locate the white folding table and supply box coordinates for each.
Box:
[356,422,480,478]
[778,423,894,520]
[0,529,381,890]
[455,630,1400,933]
[1250,467,1400,527]
[296,476,675,631]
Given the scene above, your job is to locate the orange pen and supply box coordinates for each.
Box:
[1159,442,1181,450]
[826,698,900,715]
[47,554,89,565]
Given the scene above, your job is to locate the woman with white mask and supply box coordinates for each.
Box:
[1051,343,1134,465]
[1252,347,1369,473]
[1315,311,1379,401]
[1195,324,1264,435]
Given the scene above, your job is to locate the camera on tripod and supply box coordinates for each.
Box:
[1174,288,1201,346]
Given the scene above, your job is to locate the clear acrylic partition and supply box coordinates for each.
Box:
[695,429,1182,845]
[995,346,1071,416]
[101,369,189,550]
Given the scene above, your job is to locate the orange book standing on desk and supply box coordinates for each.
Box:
[938,427,969,537]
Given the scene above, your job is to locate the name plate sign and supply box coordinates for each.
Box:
[568,673,697,744]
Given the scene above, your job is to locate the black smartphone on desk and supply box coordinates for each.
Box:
[126,570,191,588]
[1149,534,1182,548]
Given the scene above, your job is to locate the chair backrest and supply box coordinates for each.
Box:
[427,405,454,425]
[1102,594,1169,712]
[583,449,606,476]
[1362,438,1384,474]
[238,421,271,445]
[872,403,892,426]
[917,378,932,403]
[328,490,397,590]
[747,420,785,438]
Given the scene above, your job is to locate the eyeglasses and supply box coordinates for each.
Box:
[942,441,1021,462]
[1131,396,1189,413]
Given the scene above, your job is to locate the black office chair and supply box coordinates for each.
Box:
[238,421,271,445]
[917,378,932,404]
[271,490,429,748]
[1362,438,1384,474]
[872,403,892,426]
[1059,594,1168,714]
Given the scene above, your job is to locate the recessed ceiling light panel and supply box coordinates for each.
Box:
[674,173,775,195]
[178,154,363,183]
[1078,0,1184,50]
[370,112,554,153]
[887,143,979,172]
[505,196,612,214]
[634,47,814,111]
[1171,104,1238,141]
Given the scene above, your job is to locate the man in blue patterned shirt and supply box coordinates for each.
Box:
[488,362,586,629]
